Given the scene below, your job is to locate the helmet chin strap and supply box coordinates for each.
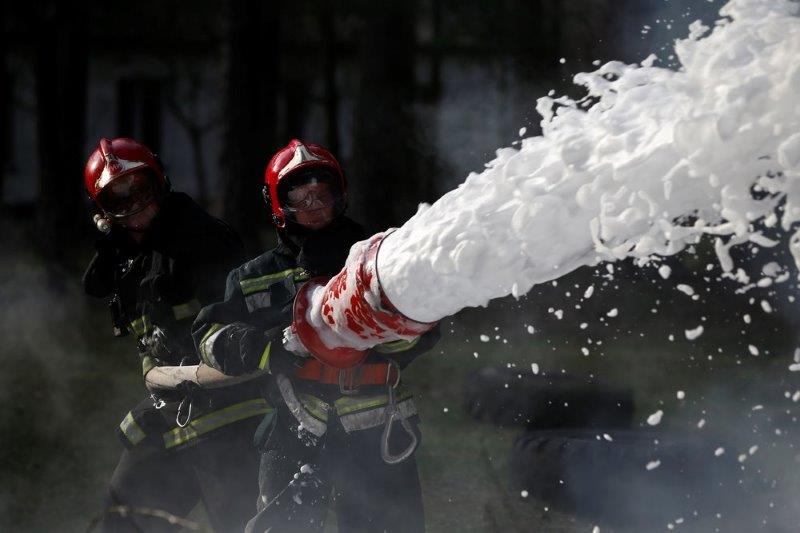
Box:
[118,215,155,235]
[277,219,315,253]
[114,193,166,235]
[122,224,150,234]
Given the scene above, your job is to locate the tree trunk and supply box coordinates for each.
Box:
[0,2,9,207]
[321,0,339,155]
[35,0,88,265]
[221,0,280,255]
[350,0,428,234]
[284,78,308,141]
[164,74,212,208]
[188,126,209,206]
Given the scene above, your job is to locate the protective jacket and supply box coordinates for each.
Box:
[83,191,270,450]
[192,216,439,436]
[192,216,439,532]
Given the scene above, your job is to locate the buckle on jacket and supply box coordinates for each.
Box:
[385,360,401,389]
[338,367,362,395]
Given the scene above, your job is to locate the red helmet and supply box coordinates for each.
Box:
[84,138,167,217]
[263,139,346,227]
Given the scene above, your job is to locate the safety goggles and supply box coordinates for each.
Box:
[97,171,160,218]
[284,183,339,213]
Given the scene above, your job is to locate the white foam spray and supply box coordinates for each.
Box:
[377,0,800,323]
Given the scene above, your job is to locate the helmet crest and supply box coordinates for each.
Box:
[278,144,325,179]
[97,138,125,188]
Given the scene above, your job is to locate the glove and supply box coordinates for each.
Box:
[175,380,210,412]
[214,323,271,375]
[83,234,122,298]
[174,380,209,427]
[140,326,174,360]
[176,379,206,399]
[212,323,298,375]
[93,231,119,258]
[282,326,310,357]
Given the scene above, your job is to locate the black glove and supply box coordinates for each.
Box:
[225,323,308,375]
[94,232,117,255]
[176,380,207,401]
[83,234,121,297]
[139,326,174,361]
[174,380,210,424]
[93,226,133,262]
[210,323,278,375]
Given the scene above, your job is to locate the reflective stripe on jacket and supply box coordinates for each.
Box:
[276,373,417,436]
[118,397,272,449]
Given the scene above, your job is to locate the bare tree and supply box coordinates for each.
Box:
[320,0,340,155]
[35,0,88,264]
[0,3,9,207]
[221,0,281,254]
[164,62,223,208]
[350,0,431,233]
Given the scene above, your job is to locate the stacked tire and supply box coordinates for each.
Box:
[464,366,756,527]
[463,366,634,429]
[508,429,752,526]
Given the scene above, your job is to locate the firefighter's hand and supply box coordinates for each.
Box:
[93,231,118,257]
[141,326,174,360]
[176,380,207,402]
[282,326,310,357]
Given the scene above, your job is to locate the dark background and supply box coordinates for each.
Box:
[1,0,721,255]
[3,1,799,531]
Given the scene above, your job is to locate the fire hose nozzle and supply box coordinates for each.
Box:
[292,233,436,369]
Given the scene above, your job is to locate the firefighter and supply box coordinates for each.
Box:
[192,139,440,533]
[82,138,269,532]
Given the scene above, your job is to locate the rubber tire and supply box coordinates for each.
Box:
[509,429,753,526]
[464,366,634,429]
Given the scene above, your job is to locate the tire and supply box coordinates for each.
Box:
[508,429,754,526]
[464,366,634,429]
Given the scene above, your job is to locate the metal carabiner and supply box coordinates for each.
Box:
[380,364,419,464]
[150,393,166,410]
[175,397,193,428]
[174,356,198,427]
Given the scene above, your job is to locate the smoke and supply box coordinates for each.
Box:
[0,215,138,532]
[456,254,800,530]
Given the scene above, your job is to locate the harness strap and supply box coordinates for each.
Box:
[294,359,399,388]
[276,373,329,438]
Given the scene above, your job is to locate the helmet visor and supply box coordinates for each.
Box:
[97,170,160,218]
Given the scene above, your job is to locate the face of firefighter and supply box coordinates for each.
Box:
[97,171,161,234]
[117,201,160,233]
[285,181,336,230]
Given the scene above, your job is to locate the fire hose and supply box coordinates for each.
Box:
[144,363,265,391]
[146,233,433,459]
[145,364,266,428]
[292,231,436,369]
[290,232,435,464]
